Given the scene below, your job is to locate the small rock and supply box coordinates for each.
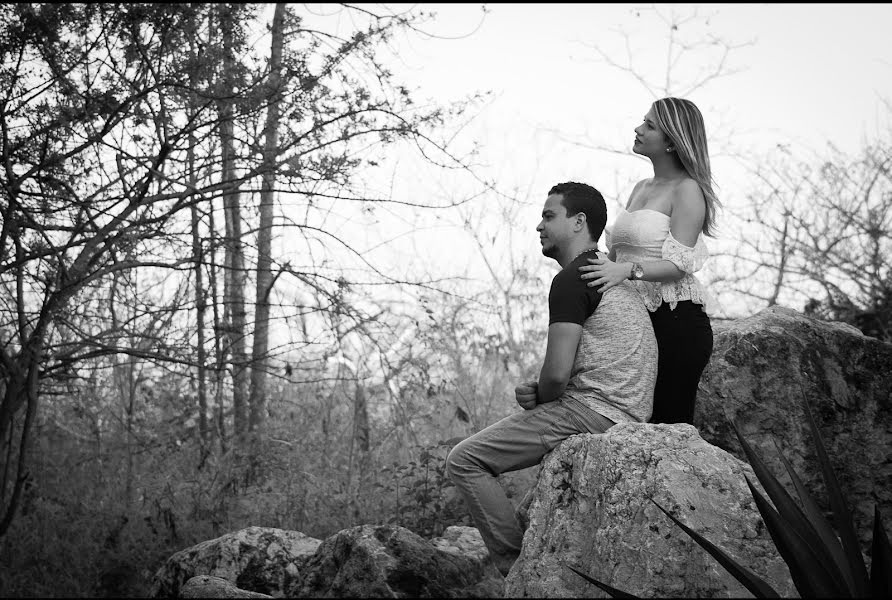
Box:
[150,526,321,597]
[180,575,272,598]
[291,524,503,598]
[430,526,491,564]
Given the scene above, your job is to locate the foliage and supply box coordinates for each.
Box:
[0,0,489,546]
[804,277,892,342]
[0,425,471,598]
[377,442,471,539]
[0,317,522,597]
[570,399,892,597]
[716,136,892,333]
[0,0,494,547]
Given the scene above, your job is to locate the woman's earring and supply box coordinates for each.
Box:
[666,147,674,153]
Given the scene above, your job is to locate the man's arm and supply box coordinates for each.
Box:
[537,322,583,404]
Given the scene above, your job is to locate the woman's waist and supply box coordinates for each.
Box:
[624,275,710,305]
[614,247,664,263]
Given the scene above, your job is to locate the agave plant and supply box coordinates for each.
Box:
[569,399,892,597]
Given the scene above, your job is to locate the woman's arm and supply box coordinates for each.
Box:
[668,178,706,246]
[581,179,706,292]
[581,257,683,292]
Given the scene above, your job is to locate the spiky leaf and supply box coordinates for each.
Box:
[775,443,855,593]
[745,476,845,597]
[870,505,892,597]
[730,420,849,590]
[565,564,639,598]
[651,499,780,598]
[802,399,870,595]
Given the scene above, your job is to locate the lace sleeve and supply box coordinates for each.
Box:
[662,231,708,273]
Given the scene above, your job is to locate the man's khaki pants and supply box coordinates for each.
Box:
[445,397,615,576]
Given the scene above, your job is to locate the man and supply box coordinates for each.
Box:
[445,181,658,577]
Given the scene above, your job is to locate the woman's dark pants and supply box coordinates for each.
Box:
[648,300,713,425]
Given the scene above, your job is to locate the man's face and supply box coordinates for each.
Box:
[536,193,576,259]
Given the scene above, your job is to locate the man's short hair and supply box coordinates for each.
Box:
[548,182,607,242]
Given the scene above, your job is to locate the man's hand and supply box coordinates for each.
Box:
[515,380,539,410]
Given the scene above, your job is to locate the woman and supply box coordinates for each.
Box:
[579,97,717,425]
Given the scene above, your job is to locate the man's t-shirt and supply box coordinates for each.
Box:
[547,249,657,423]
[548,249,604,325]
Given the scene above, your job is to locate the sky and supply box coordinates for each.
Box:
[282,3,892,321]
[392,3,891,153]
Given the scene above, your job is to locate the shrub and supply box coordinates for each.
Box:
[376,441,471,538]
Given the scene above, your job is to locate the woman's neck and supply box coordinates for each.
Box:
[649,152,687,181]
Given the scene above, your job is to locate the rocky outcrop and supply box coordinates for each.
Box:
[289,524,503,598]
[505,423,796,598]
[151,524,500,598]
[150,526,321,598]
[179,575,272,598]
[696,306,892,554]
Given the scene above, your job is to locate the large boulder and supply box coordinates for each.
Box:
[506,423,796,598]
[150,526,322,598]
[289,524,503,598]
[696,306,892,555]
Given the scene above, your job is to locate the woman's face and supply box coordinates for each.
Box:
[632,106,671,157]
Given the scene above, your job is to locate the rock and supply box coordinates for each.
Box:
[506,423,796,598]
[150,526,322,598]
[696,305,892,555]
[429,526,492,564]
[180,575,272,598]
[290,524,503,598]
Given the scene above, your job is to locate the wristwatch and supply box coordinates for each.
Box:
[629,262,645,280]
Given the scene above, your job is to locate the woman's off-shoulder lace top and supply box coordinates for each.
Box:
[606,208,715,315]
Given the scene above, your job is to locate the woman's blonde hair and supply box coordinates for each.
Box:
[652,97,720,237]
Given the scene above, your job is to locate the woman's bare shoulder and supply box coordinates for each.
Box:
[672,178,705,208]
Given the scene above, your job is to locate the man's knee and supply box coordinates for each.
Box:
[445,440,468,481]
[447,434,489,481]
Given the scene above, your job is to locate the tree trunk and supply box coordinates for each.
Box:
[188,30,209,449]
[217,3,248,442]
[0,342,40,538]
[249,2,286,435]
[767,212,790,307]
[208,202,227,454]
[206,8,228,455]
[353,382,370,454]
[108,267,137,513]
[189,179,209,447]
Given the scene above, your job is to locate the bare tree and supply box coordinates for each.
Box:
[0,2,489,536]
[585,5,752,100]
[216,4,251,442]
[0,4,226,536]
[248,3,286,436]
[550,5,752,163]
[187,11,210,451]
[715,137,892,339]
